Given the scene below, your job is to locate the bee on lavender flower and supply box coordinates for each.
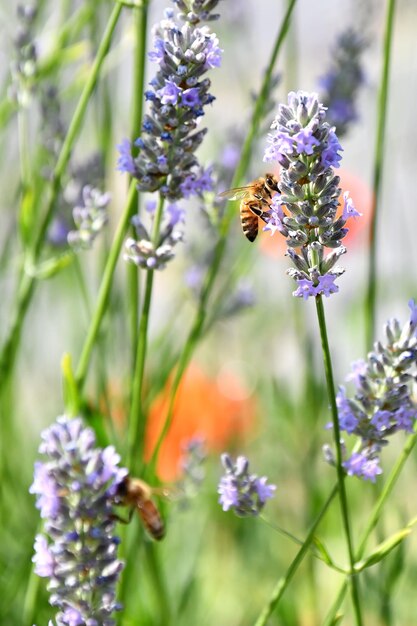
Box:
[116,476,168,541]
[219,173,280,242]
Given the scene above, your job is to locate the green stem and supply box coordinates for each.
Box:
[128,1,149,361]
[365,0,396,350]
[0,2,123,385]
[73,255,92,318]
[127,195,165,473]
[147,0,297,475]
[22,553,40,625]
[284,0,298,94]
[145,542,171,624]
[17,105,31,197]
[253,485,338,626]
[315,296,363,626]
[75,181,137,390]
[323,430,417,626]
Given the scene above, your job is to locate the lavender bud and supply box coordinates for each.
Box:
[67,185,110,251]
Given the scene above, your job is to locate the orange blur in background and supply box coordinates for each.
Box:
[145,363,256,481]
[260,168,373,257]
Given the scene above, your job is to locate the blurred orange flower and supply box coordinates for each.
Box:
[260,168,373,258]
[144,363,256,481]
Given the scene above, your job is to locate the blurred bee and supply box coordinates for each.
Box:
[117,476,166,541]
[219,173,279,242]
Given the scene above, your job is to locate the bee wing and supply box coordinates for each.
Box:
[218,185,252,201]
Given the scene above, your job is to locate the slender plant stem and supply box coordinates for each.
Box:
[75,181,137,389]
[365,0,396,350]
[323,429,417,626]
[0,2,123,386]
[284,0,298,94]
[147,0,298,474]
[73,255,92,318]
[17,106,31,199]
[254,485,338,626]
[145,542,171,624]
[315,295,363,626]
[128,1,149,361]
[22,547,40,625]
[127,195,165,473]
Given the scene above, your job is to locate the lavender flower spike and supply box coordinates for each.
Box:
[117,2,222,201]
[263,91,360,299]
[325,301,417,481]
[118,1,222,271]
[218,453,276,517]
[30,416,128,625]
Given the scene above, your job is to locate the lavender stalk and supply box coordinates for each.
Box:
[118,0,224,473]
[365,0,396,349]
[263,91,363,624]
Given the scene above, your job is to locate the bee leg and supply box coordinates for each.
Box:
[110,508,135,524]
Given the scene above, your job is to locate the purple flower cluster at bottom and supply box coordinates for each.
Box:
[30,416,127,626]
[218,453,276,517]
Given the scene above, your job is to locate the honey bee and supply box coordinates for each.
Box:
[116,476,166,541]
[219,173,279,242]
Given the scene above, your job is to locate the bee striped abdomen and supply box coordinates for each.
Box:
[240,202,260,242]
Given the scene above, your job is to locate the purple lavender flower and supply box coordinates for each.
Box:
[342,191,361,220]
[293,278,317,301]
[315,273,339,297]
[116,138,137,175]
[30,416,127,625]
[318,28,367,137]
[263,91,358,299]
[218,453,276,517]
[117,3,222,200]
[117,1,222,271]
[343,452,382,483]
[158,79,182,105]
[32,534,55,577]
[326,302,417,481]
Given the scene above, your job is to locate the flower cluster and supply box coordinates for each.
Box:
[117,1,222,271]
[325,300,417,482]
[218,453,276,517]
[263,91,361,299]
[319,28,367,137]
[67,185,110,251]
[117,2,222,200]
[124,200,184,270]
[30,416,127,625]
